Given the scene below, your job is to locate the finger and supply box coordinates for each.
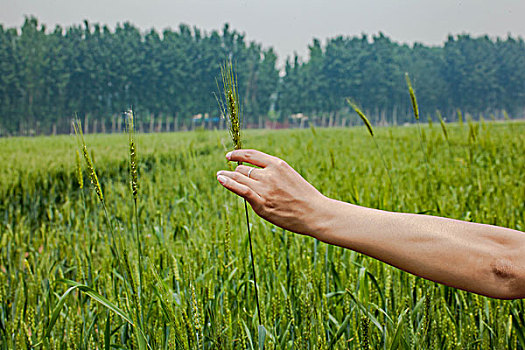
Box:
[235,165,262,180]
[226,149,276,168]
[217,174,262,208]
[217,170,258,187]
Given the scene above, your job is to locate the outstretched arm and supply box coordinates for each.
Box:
[216,149,525,300]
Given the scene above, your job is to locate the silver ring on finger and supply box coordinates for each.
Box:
[247,167,254,179]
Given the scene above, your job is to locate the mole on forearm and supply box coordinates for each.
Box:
[491,258,515,280]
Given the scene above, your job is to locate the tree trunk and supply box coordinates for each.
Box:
[156,115,162,132]
[117,115,122,133]
[380,109,386,126]
[149,114,155,133]
[101,119,106,134]
[84,114,89,134]
[392,106,397,126]
[93,119,98,134]
[111,115,116,133]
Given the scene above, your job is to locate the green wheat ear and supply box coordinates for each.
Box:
[75,150,83,189]
[405,73,419,120]
[218,60,242,150]
[126,109,138,200]
[457,108,463,125]
[346,98,374,137]
[436,110,449,143]
[73,119,103,203]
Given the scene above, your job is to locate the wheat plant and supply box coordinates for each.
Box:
[217,59,266,348]
[405,73,438,213]
[347,98,394,207]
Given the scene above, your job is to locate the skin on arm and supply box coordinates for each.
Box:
[216,149,525,300]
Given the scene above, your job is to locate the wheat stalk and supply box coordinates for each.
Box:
[72,117,150,349]
[405,74,437,212]
[217,60,264,340]
[347,98,394,207]
[126,108,145,330]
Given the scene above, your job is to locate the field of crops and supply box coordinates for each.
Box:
[1,120,524,349]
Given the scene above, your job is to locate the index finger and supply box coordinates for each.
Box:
[226,149,276,168]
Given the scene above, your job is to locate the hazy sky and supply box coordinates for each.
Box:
[2,0,524,63]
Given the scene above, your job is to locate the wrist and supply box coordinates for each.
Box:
[307,195,345,241]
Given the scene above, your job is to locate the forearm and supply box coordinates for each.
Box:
[313,197,525,299]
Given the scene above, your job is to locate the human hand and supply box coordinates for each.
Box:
[216,149,329,237]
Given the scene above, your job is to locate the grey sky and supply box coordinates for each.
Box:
[2,0,524,64]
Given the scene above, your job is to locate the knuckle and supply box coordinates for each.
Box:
[275,159,288,168]
[260,198,271,211]
[240,187,251,197]
[258,205,269,217]
[264,196,277,210]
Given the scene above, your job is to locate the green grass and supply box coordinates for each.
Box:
[0,121,524,349]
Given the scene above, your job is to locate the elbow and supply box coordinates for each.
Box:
[489,257,525,300]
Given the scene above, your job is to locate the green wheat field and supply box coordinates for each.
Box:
[1,120,524,349]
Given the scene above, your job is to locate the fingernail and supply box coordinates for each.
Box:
[217,175,227,184]
[226,151,232,160]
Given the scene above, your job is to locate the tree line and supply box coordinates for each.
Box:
[1,17,524,135]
